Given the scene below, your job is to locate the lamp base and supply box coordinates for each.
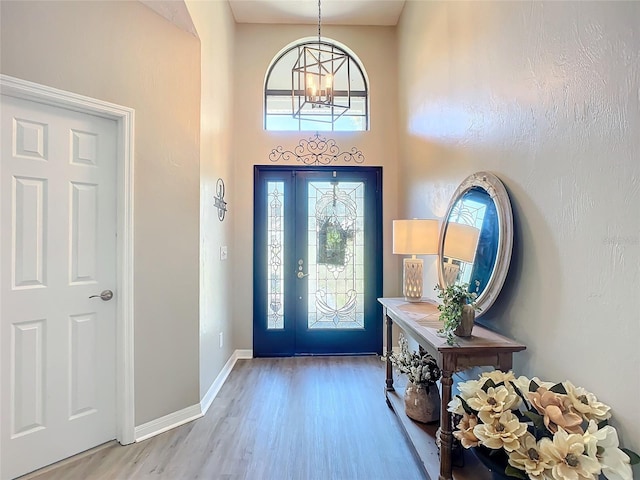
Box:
[403,257,424,303]
[443,262,460,286]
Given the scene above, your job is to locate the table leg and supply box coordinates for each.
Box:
[385,313,394,392]
[439,369,453,480]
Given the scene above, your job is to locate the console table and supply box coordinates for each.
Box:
[378,298,526,480]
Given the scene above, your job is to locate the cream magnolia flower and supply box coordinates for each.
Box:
[508,432,555,479]
[448,378,496,415]
[482,370,516,385]
[448,396,464,415]
[565,381,611,422]
[473,410,528,452]
[467,385,519,421]
[458,378,488,400]
[453,413,480,448]
[512,375,556,396]
[583,420,632,480]
[539,427,601,480]
[528,387,584,434]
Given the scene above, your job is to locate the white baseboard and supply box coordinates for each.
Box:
[200,349,253,413]
[135,404,202,442]
[134,349,253,442]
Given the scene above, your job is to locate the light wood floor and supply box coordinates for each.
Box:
[21,356,425,480]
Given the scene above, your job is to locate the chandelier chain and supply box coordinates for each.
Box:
[318,0,321,44]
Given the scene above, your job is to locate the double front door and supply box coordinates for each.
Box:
[253,166,382,356]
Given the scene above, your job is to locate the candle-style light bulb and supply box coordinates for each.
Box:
[325,74,333,88]
[306,75,317,103]
[325,74,333,102]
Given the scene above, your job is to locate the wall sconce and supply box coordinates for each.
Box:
[442,223,480,285]
[393,219,439,302]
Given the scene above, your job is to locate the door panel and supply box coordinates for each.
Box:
[1,95,117,479]
[254,166,382,356]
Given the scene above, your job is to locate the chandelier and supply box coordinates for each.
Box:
[291,0,351,124]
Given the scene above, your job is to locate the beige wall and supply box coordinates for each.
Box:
[231,24,401,350]
[398,0,640,458]
[185,0,237,399]
[0,0,201,425]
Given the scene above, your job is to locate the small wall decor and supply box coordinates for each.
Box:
[268,132,365,165]
[214,178,227,221]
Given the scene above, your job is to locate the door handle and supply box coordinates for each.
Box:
[297,271,309,279]
[89,290,114,301]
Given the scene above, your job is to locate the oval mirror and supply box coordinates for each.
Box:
[437,172,513,317]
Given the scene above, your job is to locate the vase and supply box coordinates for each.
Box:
[454,304,475,337]
[403,381,440,423]
[472,446,511,480]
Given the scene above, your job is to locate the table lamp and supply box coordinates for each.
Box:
[393,219,439,302]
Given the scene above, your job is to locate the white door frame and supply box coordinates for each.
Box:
[0,74,135,445]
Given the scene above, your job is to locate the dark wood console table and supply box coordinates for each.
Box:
[378,298,526,480]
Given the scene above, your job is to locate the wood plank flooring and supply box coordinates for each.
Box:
[21,356,426,480]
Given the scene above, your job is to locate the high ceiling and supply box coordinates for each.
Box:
[228,0,406,26]
[139,0,406,38]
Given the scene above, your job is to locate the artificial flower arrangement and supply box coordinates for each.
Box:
[386,333,441,390]
[448,370,639,480]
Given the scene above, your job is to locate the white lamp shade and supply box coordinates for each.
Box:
[443,223,480,263]
[392,219,439,255]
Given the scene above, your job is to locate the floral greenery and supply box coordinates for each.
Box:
[385,333,441,388]
[449,370,640,480]
[435,281,480,346]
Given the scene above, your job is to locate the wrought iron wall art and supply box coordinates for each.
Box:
[214,178,227,221]
[268,132,365,165]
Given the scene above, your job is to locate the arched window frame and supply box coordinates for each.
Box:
[264,38,369,132]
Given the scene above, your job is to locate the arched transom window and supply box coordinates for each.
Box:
[264,39,369,132]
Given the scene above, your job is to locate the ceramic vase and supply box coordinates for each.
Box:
[454,304,475,337]
[404,381,440,423]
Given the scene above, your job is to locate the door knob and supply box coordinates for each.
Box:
[89,290,113,301]
[297,271,309,279]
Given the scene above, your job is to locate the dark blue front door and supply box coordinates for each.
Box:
[253,166,383,356]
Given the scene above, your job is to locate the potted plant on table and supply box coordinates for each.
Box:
[436,281,480,345]
[386,333,442,423]
[448,370,640,480]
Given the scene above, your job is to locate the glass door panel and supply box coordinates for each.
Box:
[306,180,365,330]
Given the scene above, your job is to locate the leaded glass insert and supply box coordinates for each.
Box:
[307,181,364,329]
[267,182,284,329]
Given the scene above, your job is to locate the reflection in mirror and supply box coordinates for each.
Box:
[442,222,481,287]
[438,172,513,317]
[443,187,498,296]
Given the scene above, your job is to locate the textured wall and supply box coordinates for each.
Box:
[0,0,201,425]
[232,24,401,350]
[185,0,237,399]
[398,0,639,460]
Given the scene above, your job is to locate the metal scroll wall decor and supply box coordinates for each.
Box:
[268,132,365,165]
[214,178,227,221]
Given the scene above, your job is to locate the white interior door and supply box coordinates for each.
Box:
[1,94,117,479]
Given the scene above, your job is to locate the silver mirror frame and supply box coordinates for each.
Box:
[437,171,514,317]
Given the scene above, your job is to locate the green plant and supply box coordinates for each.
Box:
[435,281,480,345]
